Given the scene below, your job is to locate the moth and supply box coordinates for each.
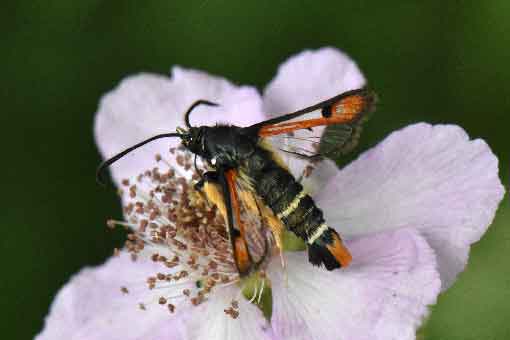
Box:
[98,88,377,276]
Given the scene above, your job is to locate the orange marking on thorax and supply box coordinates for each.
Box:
[326,234,352,267]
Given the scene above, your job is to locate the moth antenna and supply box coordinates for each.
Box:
[184,99,220,128]
[96,132,182,186]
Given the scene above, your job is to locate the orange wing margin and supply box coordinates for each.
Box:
[259,89,375,137]
[225,169,252,274]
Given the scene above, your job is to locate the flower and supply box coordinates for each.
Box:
[36,48,504,340]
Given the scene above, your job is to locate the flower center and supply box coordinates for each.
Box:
[107,146,275,318]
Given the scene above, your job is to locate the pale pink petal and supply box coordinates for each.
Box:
[268,229,440,340]
[36,255,185,340]
[262,47,366,185]
[180,286,273,340]
[315,123,505,289]
[263,47,366,115]
[94,67,264,186]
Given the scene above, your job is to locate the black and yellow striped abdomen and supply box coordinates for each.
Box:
[243,147,351,270]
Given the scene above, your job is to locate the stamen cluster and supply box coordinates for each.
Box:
[107,147,244,315]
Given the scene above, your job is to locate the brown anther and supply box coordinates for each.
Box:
[158,297,167,305]
[121,179,130,186]
[149,211,159,220]
[124,203,134,215]
[129,185,137,198]
[120,286,129,294]
[106,219,116,229]
[139,219,149,232]
[303,165,314,178]
[151,253,160,262]
[139,303,146,311]
[176,155,185,166]
[224,307,239,319]
[157,273,166,280]
[135,241,144,251]
[155,154,162,162]
[183,289,191,297]
[168,304,175,313]
[231,300,239,309]
[165,261,178,268]
[206,278,216,288]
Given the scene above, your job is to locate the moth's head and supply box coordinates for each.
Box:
[177,126,207,157]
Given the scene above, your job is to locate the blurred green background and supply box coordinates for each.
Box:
[2,1,509,339]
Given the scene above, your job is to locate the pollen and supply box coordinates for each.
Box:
[107,146,275,318]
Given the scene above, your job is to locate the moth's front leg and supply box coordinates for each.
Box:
[194,171,219,191]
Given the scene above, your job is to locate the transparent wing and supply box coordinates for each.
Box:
[262,104,371,161]
[253,88,376,137]
[254,88,376,161]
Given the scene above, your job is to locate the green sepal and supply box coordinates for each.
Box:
[241,272,273,321]
[282,229,307,251]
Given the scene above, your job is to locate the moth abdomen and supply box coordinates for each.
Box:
[308,227,352,270]
[250,152,352,269]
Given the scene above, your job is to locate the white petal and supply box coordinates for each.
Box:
[94,67,264,186]
[180,285,273,340]
[262,47,366,185]
[36,255,185,340]
[315,123,505,290]
[268,229,440,340]
[263,47,366,115]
